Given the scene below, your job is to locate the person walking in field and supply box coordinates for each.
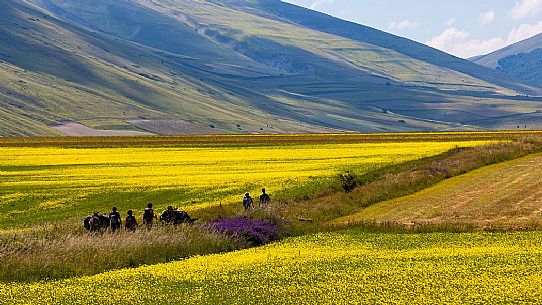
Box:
[259,188,271,207]
[125,210,138,232]
[89,212,101,233]
[143,203,157,230]
[109,207,121,233]
[243,192,254,211]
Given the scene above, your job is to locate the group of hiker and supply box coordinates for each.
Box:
[243,188,271,210]
[84,189,272,232]
[85,203,195,233]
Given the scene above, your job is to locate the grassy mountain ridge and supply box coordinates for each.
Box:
[472,33,542,68]
[472,33,542,87]
[247,0,539,95]
[1,0,323,135]
[1,0,542,136]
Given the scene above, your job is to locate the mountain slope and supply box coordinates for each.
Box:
[472,33,542,87]
[1,0,542,136]
[249,0,538,95]
[1,0,320,135]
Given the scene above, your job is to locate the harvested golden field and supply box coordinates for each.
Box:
[335,153,542,229]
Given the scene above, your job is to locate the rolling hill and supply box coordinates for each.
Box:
[2,0,542,136]
[472,33,542,88]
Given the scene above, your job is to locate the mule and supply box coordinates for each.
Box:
[160,209,196,226]
[83,214,110,232]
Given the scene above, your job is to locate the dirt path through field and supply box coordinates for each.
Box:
[335,153,542,228]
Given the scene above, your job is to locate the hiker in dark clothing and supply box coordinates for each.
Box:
[109,207,121,233]
[89,212,101,233]
[259,188,271,207]
[125,210,138,232]
[340,172,357,192]
[143,203,157,230]
[172,209,197,225]
[243,193,254,211]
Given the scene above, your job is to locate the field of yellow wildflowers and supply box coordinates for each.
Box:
[3,229,542,304]
[0,138,493,229]
[4,133,542,303]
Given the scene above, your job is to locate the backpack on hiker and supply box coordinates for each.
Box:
[125,215,137,231]
[110,213,120,225]
[143,208,154,221]
[243,195,254,210]
[89,215,101,232]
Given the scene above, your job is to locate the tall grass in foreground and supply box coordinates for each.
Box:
[0,224,244,282]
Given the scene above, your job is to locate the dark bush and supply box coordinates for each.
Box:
[339,172,357,192]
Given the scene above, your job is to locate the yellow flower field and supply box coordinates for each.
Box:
[0,141,492,228]
[2,134,541,303]
[2,229,542,304]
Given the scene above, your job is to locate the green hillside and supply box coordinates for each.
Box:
[472,33,542,87]
[1,0,542,136]
[472,33,542,68]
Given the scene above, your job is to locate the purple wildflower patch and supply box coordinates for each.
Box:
[211,217,280,246]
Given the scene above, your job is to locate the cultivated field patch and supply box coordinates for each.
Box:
[336,153,542,229]
[0,140,491,228]
[3,229,542,304]
[3,133,542,304]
